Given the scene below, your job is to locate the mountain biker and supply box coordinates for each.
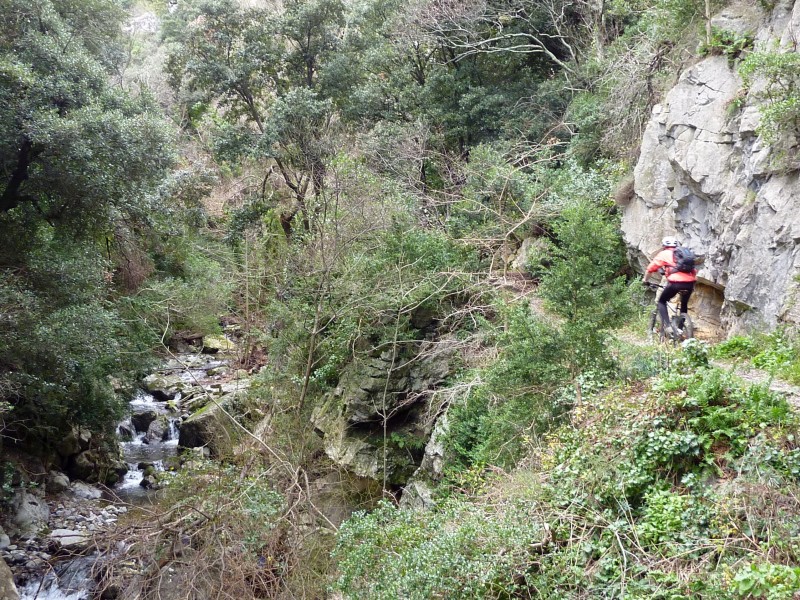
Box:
[642,237,697,335]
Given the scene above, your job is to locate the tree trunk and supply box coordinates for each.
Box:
[0,138,37,213]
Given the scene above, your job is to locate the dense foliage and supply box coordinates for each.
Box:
[336,345,800,598]
[7,0,800,598]
[0,0,228,447]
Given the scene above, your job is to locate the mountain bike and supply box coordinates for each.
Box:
[646,284,694,344]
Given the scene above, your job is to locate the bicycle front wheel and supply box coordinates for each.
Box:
[648,310,659,342]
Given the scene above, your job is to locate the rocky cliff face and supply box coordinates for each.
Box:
[623,0,800,337]
[311,338,455,485]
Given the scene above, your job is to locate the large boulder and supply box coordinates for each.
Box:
[201,334,236,354]
[68,450,127,485]
[0,525,10,549]
[145,417,168,443]
[70,481,102,500]
[7,490,49,538]
[47,470,71,494]
[178,391,246,456]
[0,558,18,600]
[142,373,191,401]
[623,1,800,336]
[131,410,158,433]
[55,426,92,459]
[49,529,91,551]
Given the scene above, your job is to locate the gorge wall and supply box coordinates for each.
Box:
[623,0,800,337]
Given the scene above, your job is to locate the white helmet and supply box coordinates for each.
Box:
[661,236,679,248]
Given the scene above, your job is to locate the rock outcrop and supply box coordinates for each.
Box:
[6,491,49,539]
[623,0,800,336]
[311,339,455,485]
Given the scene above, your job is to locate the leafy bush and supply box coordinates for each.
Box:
[124,239,233,340]
[740,51,800,144]
[637,488,715,554]
[733,563,800,599]
[333,499,544,599]
[443,307,573,470]
[714,335,758,359]
[699,27,754,62]
[334,346,800,598]
[713,329,800,384]
[0,238,154,440]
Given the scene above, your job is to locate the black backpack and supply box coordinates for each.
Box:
[672,247,696,273]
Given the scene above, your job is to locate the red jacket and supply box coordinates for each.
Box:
[645,248,697,283]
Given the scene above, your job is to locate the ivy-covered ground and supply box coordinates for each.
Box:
[332,340,800,599]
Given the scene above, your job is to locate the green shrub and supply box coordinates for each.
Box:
[637,489,714,553]
[444,308,572,470]
[733,563,800,599]
[714,335,758,359]
[333,499,544,599]
[699,27,754,62]
[740,51,800,144]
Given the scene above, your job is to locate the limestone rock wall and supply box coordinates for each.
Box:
[311,339,455,485]
[623,0,800,337]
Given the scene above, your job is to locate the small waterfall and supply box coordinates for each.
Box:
[116,392,180,501]
[17,354,223,599]
[166,418,180,443]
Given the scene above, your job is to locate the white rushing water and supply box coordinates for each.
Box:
[18,556,96,600]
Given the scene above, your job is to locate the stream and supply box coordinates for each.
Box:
[116,390,181,502]
[15,354,231,599]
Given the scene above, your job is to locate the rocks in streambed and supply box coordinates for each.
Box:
[49,529,90,551]
[145,417,169,442]
[131,409,158,432]
[1,483,128,590]
[202,334,235,353]
[47,471,71,494]
[70,481,102,500]
[177,375,253,456]
[0,526,10,550]
[178,391,246,456]
[117,421,136,441]
[143,373,189,401]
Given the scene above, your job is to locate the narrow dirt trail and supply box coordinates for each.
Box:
[711,358,800,411]
[491,271,800,411]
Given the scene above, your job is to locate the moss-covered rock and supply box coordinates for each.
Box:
[311,340,456,484]
[178,390,247,457]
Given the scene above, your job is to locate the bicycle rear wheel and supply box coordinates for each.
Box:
[670,313,694,343]
[681,313,694,340]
